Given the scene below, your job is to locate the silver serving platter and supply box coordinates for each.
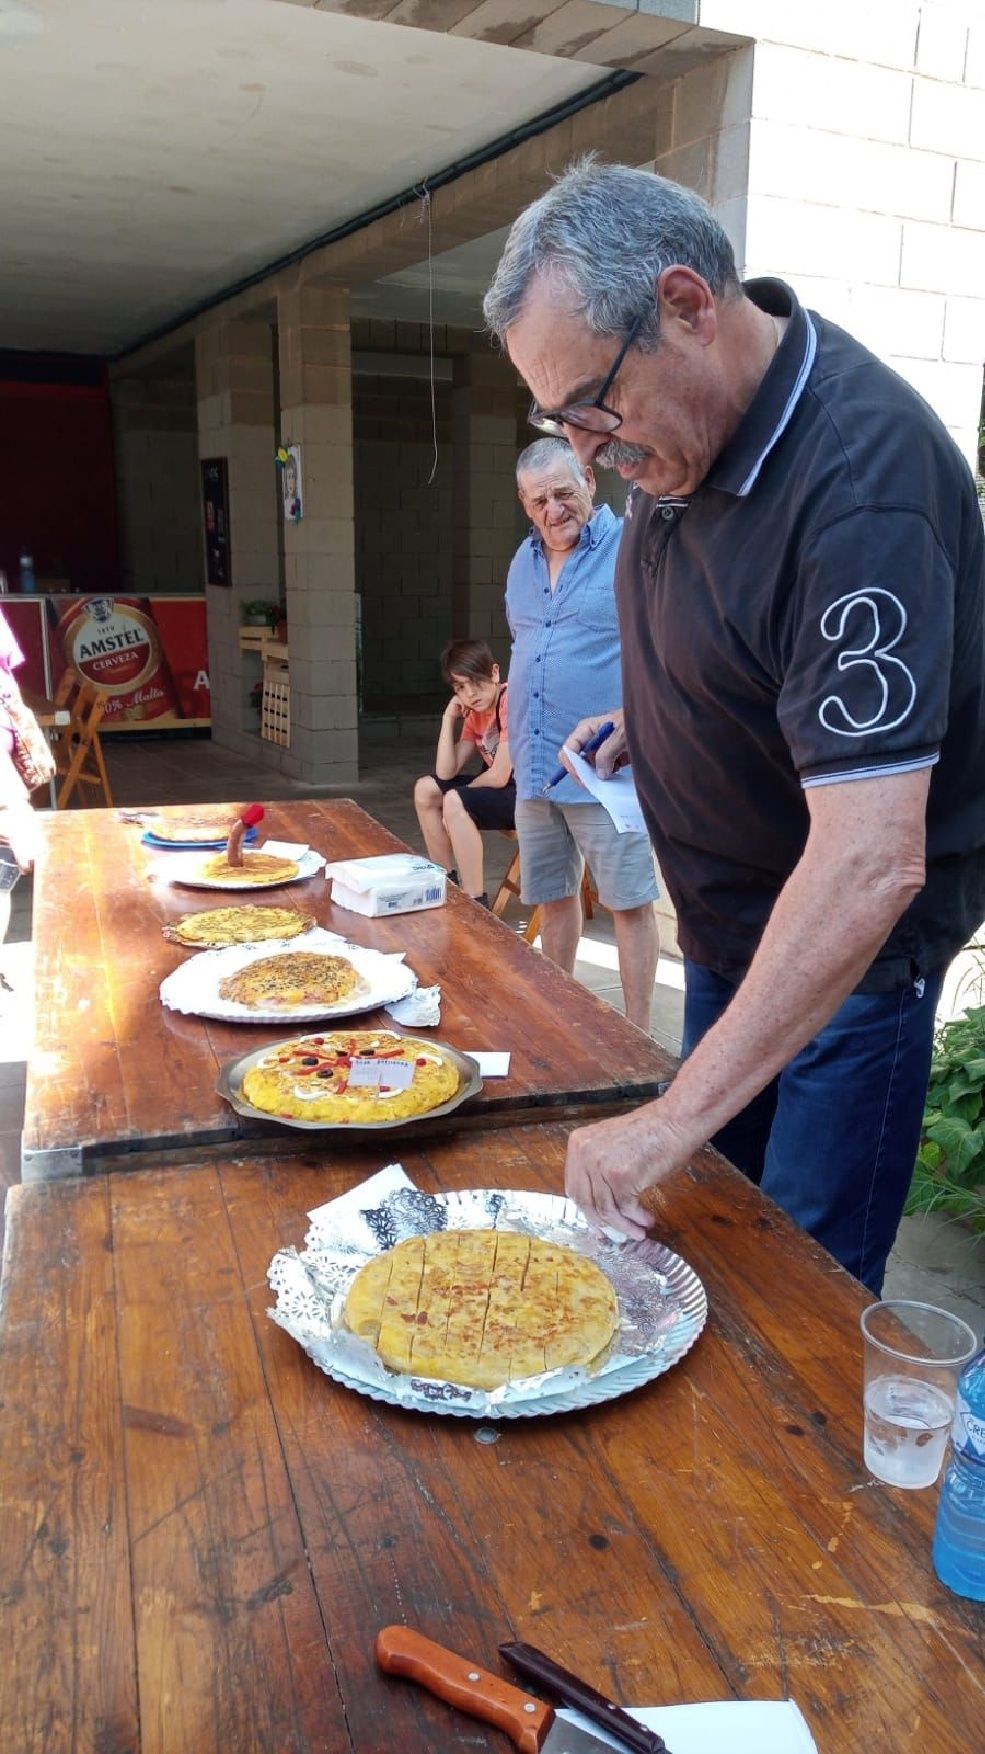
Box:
[218,1034,483,1132]
[268,1178,708,1418]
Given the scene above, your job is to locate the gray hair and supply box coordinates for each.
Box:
[484,156,740,352]
[515,436,586,484]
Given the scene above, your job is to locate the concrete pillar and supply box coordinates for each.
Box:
[276,278,358,784]
[195,316,278,755]
[452,348,520,671]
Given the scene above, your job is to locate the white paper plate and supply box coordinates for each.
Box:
[154,848,326,890]
[160,928,417,1023]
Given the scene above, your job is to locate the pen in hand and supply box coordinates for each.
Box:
[542,719,615,795]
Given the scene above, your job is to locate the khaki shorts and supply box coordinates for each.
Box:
[515,798,659,911]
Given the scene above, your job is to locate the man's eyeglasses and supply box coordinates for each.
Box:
[528,308,649,437]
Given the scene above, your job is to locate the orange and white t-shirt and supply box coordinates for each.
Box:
[462,684,509,769]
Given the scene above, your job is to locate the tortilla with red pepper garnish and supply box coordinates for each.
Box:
[240,1029,460,1122]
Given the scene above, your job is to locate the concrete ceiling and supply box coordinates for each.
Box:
[350,228,512,331]
[0,0,604,355]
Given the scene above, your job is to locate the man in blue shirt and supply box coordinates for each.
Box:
[507,437,659,1030]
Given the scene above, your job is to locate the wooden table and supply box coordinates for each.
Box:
[2,1122,980,1753]
[24,800,673,1179]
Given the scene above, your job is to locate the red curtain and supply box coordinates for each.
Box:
[0,378,119,595]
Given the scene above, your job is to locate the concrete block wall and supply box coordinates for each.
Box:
[650,41,754,269]
[195,316,280,758]
[453,346,522,673]
[352,317,520,705]
[352,359,453,710]
[277,279,359,784]
[691,2,985,467]
[112,367,203,596]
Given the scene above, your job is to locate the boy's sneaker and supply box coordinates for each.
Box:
[471,893,490,908]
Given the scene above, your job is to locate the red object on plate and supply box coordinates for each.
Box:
[241,804,265,827]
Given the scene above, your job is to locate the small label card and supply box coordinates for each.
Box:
[469,1052,511,1077]
[348,1057,416,1091]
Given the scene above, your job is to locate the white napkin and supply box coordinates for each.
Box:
[562,747,647,836]
[559,1700,819,1753]
[385,984,441,1026]
[259,838,310,858]
[468,1051,511,1076]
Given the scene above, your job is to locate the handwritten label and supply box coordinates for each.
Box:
[347,1057,415,1091]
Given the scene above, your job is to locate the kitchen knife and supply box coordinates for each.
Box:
[376,1625,637,1754]
[500,1640,668,1754]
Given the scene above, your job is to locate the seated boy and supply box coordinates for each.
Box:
[413,638,514,906]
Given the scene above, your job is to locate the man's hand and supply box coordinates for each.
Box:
[561,708,627,781]
[564,1100,695,1238]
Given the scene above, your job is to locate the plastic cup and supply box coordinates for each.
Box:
[860,1300,978,1489]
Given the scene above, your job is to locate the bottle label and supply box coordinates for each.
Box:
[953,1394,985,1459]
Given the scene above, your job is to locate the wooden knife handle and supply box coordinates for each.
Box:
[376,1626,553,1753]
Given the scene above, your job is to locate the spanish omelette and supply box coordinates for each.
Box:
[163,905,314,948]
[240,1030,460,1122]
[200,850,300,886]
[217,951,363,1011]
[149,809,239,844]
[345,1230,619,1389]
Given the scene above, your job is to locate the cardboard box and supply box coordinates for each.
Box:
[327,854,447,917]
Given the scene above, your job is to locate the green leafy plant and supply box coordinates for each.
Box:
[242,598,279,626]
[908,1004,985,1232]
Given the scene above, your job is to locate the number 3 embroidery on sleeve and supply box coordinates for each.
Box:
[818,588,916,737]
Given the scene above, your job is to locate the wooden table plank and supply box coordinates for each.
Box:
[0,1179,138,1754]
[24,799,673,1178]
[108,1166,347,1754]
[3,1129,980,1751]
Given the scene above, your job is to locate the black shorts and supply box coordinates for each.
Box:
[433,773,516,832]
[0,845,20,893]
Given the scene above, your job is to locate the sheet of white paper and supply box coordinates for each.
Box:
[468,1051,511,1076]
[562,747,647,836]
[559,1700,819,1754]
[259,839,310,858]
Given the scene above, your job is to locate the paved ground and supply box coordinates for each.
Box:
[3,720,982,1339]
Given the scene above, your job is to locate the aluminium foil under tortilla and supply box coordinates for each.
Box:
[267,1164,708,1418]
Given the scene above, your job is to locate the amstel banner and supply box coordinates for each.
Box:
[5,594,210,731]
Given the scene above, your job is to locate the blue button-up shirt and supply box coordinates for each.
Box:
[505,503,624,803]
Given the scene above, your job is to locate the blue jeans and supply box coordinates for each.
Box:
[682,961,943,1295]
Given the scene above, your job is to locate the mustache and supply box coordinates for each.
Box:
[593,438,651,470]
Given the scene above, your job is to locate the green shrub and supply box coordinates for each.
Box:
[908,1004,985,1232]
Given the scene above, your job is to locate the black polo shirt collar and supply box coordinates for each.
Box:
[703,277,818,500]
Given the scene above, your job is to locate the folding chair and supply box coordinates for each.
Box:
[51,678,114,809]
[491,829,597,943]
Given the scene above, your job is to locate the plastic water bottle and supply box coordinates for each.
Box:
[932,1344,985,1601]
[17,550,35,592]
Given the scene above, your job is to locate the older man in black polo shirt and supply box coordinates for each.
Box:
[483,159,985,1294]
